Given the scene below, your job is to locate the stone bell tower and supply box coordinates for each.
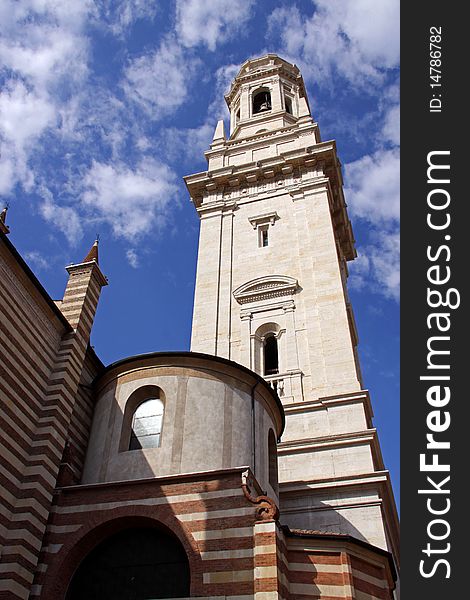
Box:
[185,54,399,567]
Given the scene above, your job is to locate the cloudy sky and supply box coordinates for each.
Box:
[0,0,400,499]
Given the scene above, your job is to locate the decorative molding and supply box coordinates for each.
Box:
[248,211,279,229]
[233,275,298,305]
[251,328,286,342]
[240,299,294,319]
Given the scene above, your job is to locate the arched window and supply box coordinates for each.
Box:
[235,108,240,123]
[66,526,190,599]
[268,429,278,492]
[253,90,272,114]
[264,334,279,375]
[129,398,164,450]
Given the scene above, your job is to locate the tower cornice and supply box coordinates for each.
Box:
[184,141,355,260]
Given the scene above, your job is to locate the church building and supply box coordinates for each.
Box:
[0,55,399,600]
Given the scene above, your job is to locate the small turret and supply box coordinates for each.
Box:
[61,238,107,332]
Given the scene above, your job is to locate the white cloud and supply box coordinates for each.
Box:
[175,0,254,51]
[0,80,56,193]
[344,148,400,224]
[160,122,214,165]
[0,159,15,196]
[0,3,186,249]
[95,0,157,36]
[123,36,198,120]
[349,231,400,302]
[24,250,51,271]
[0,24,89,91]
[267,0,399,87]
[210,63,240,118]
[158,62,239,164]
[381,104,400,147]
[0,1,91,91]
[344,146,400,302]
[40,187,83,245]
[0,0,92,195]
[126,248,139,268]
[81,158,179,240]
[0,81,55,149]
[0,1,93,36]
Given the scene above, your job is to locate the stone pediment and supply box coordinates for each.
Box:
[233,275,298,305]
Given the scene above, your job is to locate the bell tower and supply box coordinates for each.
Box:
[185,54,399,567]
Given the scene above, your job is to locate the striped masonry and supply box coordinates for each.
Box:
[0,242,106,600]
[32,470,285,600]
[31,466,395,600]
[287,543,394,600]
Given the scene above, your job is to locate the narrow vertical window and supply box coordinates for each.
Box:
[129,398,164,450]
[264,335,279,375]
[285,97,293,115]
[259,226,269,248]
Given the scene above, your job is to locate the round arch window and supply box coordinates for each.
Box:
[129,398,164,450]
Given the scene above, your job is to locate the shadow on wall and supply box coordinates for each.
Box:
[41,383,235,599]
[37,356,284,600]
[280,481,380,546]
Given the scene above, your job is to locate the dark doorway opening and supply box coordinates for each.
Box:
[66,526,190,600]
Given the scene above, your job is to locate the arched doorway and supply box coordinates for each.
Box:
[66,526,190,600]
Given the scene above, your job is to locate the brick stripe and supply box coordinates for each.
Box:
[353,575,388,599]
[0,287,60,362]
[350,555,385,579]
[53,486,242,509]
[0,321,55,384]
[289,550,342,565]
[1,254,106,599]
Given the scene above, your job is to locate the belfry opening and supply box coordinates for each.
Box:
[253,89,272,114]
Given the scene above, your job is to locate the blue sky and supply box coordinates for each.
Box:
[0,1,400,502]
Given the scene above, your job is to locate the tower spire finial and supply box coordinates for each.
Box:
[83,236,99,263]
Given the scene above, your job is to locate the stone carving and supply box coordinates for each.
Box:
[241,470,279,521]
[233,275,298,305]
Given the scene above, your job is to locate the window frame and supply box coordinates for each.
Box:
[128,397,164,451]
[252,88,272,116]
[258,225,269,248]
[119,385,165,453]
[264,333,279,376]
